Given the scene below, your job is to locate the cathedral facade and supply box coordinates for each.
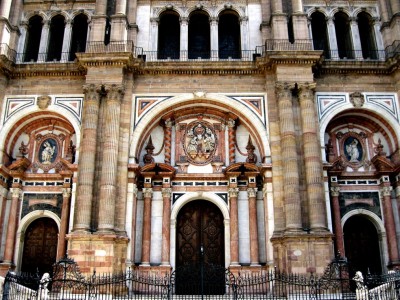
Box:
[0,0,399,277]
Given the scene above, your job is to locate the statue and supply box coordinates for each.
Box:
[38,273,50,300]
[143,136,155,164]
[346,139,360,162]
[246,136,257,163]
[41,141,55,164]
[353,271,367,290]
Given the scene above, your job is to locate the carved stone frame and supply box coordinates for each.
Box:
[338,131,367,169]
[34,133,63,172]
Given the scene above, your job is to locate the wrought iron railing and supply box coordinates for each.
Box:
[142,50,257,62]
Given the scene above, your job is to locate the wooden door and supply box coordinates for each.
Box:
[21,218,58,274]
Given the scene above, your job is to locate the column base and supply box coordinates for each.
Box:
[0,262,15,277]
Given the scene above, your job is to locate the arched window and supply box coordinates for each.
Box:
[357,12,377,59]
[24,15,43,62]
[334,12,354,59]
[47,15,65,61]
[218,11,240,59]
[311,11,330,58]
[70,14,88,61]
[188,11,210,59]
[158,11,180,59]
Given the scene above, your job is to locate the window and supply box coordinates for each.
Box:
[24,15,43,62]
[188,11,210,59]
[357,12,377,59]
[47,15,65,61]
[311,11,330,58]
[334,12,354,59]
[158,11,180,59]
[70,14,88,61]
[218,11,240,59]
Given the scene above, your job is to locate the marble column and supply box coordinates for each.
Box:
[240,16,249,53]
[164,119,173,164]
[248,186,259,265]
[210,17,218,59]
[141,187,153,265]
[73,84,102,233]
[372,18,385,60]
[275,82,302,231]
[0,186,8,246]
[3,188,21,264]
[61,20,73,62]
[330,185,345,257]
[161,187,172,265]
[298,83,326,231]
[380,185,400,266]
[180,17,188,60]
[57,188,71,259]
[0,0,11,18]
[349,17,363,59]
[228,119,236,164]
[326,17,339,59]
[130,184,138,264]
[38,20,50,62]
[98,84,124,233]
[229,186,240,266]
[16,21,28,62]
[150,17,159,53]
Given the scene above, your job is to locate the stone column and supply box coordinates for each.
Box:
[248,185,259,266]
[180,17,188,60]
[380,185,400,266]
[57,188,71,259]
[150,17,159,53]
[0,0,12,18]
[330,185,345,257]
[3,188,21,264]
[240,16,249,53]
[16,22,28,61]
[73,84,102,233]
[372,18,385,60]
[298,83,326,231]
[161,187,172,265]
[276,82,302,231]
[98,84,124,233]
[229,186,240,266]
[210,17,218,59]
[349,17,363,59]
[38,20,50,62]
[61,20,73,62]
[228,119,236,164]
[141,187,153,265]
[0,186,8,246]
[326,17,339,59]
[164,119,172,164]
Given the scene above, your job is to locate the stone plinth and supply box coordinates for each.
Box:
[66,233,129,274]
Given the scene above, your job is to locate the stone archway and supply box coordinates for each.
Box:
[343,215,382,275]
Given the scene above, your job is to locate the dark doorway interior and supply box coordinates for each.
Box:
[188,12,210,59]
[21,218,58,275]
[344,215,382,275]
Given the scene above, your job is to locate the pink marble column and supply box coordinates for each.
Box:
[161,187,172,265]
[141,187,153,265]
[57,187,71,259]
[380,185,400,266]
[164,119,173,164]
[229,187,240,266]
[3,188,21,264]
[248,186,259,266]
[330,185,345,257]
[228,119,236,164]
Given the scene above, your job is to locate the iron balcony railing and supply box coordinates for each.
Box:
[142,50,257,62]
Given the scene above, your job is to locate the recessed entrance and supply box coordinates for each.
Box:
[343,215,382,275]
[21,218,58,274]
[176,200,225,294]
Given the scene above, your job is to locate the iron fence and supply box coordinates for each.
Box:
[142,50,257,62]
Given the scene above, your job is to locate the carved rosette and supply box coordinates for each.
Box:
[182,120,218,165]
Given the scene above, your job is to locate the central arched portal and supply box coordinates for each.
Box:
[176,200,225,267]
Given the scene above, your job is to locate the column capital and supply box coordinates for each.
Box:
[297,82,316,100]
[275,82,295,98]
[228,187,239,197]
[227,118,235,128]
[161,188,172,198]
[83,84,103,101]
[247,187,257,198]
[240,16,249,23]
[180,17,188,24]
[142,188,153,198]
[380,186,392,197]
[395,186,400,197]
[62,188,72,198]
[104,84,125,103]
[150,17,159,24]
[10,188,22,199]
[330,186,340,197]
[132,184,138,196]
[209,16,218,24]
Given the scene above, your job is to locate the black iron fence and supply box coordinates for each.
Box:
[3,256,400,300]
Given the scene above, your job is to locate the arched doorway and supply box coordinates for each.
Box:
[343,215,382,275]
[21,218,58,274]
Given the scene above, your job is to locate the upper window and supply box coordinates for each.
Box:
[24,15,43,62]
[310,11,330,58]
[47,15,65,61]
[70,13,89,61]
[357,12,377,59]
[188,11,210,59]
[218,11,241,59]
[334,12,354,59]
[158,11,180,59]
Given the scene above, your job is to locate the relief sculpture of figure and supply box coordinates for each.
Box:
[41,141,55,164]
[346,139,360,162]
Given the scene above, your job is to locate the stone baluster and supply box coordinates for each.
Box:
[98,84,124,233]
[229,186,240,266]
[298,83,327,231]
[57,188,71,259]
[3,188,22,264]
[276,82,302,231]
[330,185,345,256]
[380,185,400,266]
[73,84,102,233]
[161,187,172,265]
[248,185,259,266]
[141,187,153,265]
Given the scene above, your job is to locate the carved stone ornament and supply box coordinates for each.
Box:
[349,92,365,108]
[37,95,51,109]
[34,133,61,172]
[182,120,217,165]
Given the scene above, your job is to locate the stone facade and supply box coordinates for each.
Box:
[0,0,399,277]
